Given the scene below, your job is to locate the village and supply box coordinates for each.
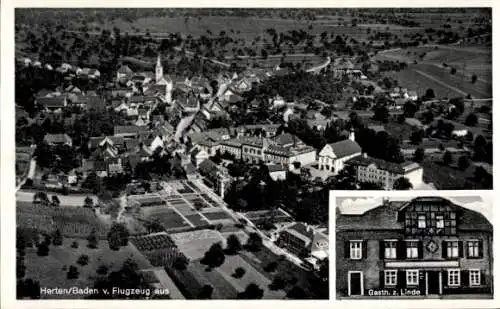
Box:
[15,8,492,300]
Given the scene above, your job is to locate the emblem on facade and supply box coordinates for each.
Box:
[426,240,438,253]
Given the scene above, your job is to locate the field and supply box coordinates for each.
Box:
[421,156,491,190]
[377,45,492,99]
[17,202,110,238]
[142,208,192,231]
[22,238,152,299]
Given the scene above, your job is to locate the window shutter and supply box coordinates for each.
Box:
[461,270,469,287]
[442,241,448,259]
[458,241,464,258]
[443,270,448,287]
[380,271,385,288]
[397,240,406,259]
[362,240,368,259]
[344,241,350,259]
[418,241,423,259]
[379,241,385,259]
[478,240,484,258]
[480,270,486,285]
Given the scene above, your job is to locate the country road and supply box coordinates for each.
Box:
[306,56,331,73]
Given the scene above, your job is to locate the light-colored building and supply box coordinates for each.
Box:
[318,131,362,174]
[348,154,424,190]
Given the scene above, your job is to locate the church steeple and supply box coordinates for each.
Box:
[155,54,163,83]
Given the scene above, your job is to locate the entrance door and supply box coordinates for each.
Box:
[349,272,363,296]
[427,271,440,295]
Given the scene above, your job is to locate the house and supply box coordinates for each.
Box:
[348,154,424,190]
[267,164,287,181]
[191,148,209,168]
[113,125,148,139]
[116,65,134,81]
[367,125,386,133]
[36,96,67,111]
[277,223,329,268]
[43,133,72,147]
[336,197,493,297]
[318,131,362,174]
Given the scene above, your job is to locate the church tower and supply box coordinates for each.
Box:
[348,129,355,142]
[155,54,163,83]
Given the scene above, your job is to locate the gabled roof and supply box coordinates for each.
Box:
[36,96,66,108]
[117,65,133,74]
[44,133,72,144]
[328,139,362,159]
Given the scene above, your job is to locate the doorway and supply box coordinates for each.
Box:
[348,271,363,296]
[427,271,440,295]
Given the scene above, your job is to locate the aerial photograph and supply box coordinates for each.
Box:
[336,194,493,299]
[14,8,490,299]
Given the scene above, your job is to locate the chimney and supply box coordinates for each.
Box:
[363,152,368,159]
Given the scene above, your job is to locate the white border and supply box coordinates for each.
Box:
[2,2,498,309]
[331,190,497,308]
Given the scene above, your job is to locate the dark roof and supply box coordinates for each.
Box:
[348,156,422,174]
[329,139,362,158]
[114,125,148,135]
[337,197,492,233]
[37,96,66,108]
[198,159,218,178]
[184,163,197,174]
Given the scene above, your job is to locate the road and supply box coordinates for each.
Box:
[306,56,331,73]
[191,179,307,269]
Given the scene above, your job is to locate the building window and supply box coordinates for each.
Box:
[436,215,444,229]
[418,215,426,228]
[448,269,460,286]
[384,270,397,286]
[446,241,459,258]
[469,270,481,286]
[467,240,480,258]
[350,241,362,260]
[406,270,419,285]
[406,241,419,259]
[384,241,397,259]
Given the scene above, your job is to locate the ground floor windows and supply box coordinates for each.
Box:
[448,269,460,286]
[384,270,397,286]
[469,269,481,286]
[406,270,419,285]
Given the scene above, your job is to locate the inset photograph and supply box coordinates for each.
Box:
[335,193,493,299]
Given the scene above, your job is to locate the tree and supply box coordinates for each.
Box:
[107,223,129,250]
[287,286,308,299]
[318,258,329,282]
[424,88,435,100]
[410,130,424,145]
[443,151,453,166]
[403,102,418,117]
[200,242,225,269]
[245,232,263,252]
[269,276,286,290]
[96,265,109,275]
[51,195,60,207]
[197,284,213,299]
[465,113,478,127]
[67,265,79,279]
[17,258,26,278]
[471,74,478,84]
[71,241,79,249]
[52,229,63,246]
[17,278,41,299]
[232,267,246,278]
[77,254,90,266]
[373,105,389,123]
[172,255,189,271]
[238,283,264,299]
[458,155,470,171]
[264,261,278,272]
[450,67,457,74]
[225,234,242,254]
[36,241,49,256]
[393,177,413,190]
[87,229,98,249]
[413,147,425,163]
[84,196,94,208]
